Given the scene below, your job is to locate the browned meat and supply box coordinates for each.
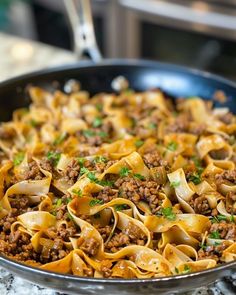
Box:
[57,223,77,241]
[0,126,16,140]
[125,222,147,246]
[10,195,30,214]
[190,195,211,214]
[105,232,130,253]
[100,260,113,278]
[39,157,53,173]
[115,177,161,213]
[22,161,44,180]
[143,151,169,169]
[63,158,81,184]
[80,238,100,256]
[198,241,229,262]
[215,169,236,185]
[95,187,118,203]
[96,225,112,241]
[210,221,236,240]
[226,192,236,215]
[219,113,234,124]
[166,116,189,133]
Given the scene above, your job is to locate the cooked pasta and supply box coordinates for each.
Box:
[0,87,236,278]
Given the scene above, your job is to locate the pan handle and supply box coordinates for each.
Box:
[64,0,102,62]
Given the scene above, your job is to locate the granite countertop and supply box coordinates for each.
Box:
[0,33,236,295]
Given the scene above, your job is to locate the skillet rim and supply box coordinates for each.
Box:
[0,58,236,284]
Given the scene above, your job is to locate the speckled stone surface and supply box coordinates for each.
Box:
[0,33,236,295]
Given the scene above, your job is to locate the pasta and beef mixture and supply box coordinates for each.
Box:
[0,86,236,278]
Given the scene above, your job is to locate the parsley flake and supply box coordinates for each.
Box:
[188,172,202,185]
[161,207,176,221]
[170,181,180,188]
[53,133,67,145]
[13,152,25,166]
[46,151,61,166]
[167,141,178,151]
[89,199,104,207]
[135,140,144,148]
[72,189,83,197]
[209,230,221,239]
[94,155,107,163]
[182,265,191,274]
[119,167,131,177]
[115,204,129,211]
[83,130,95,138]
[93,117,103,128]
[133,173,145,181]
[148,122,157,129]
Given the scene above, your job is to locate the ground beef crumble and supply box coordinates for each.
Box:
[114,177,161,213]
[209,221,236,240]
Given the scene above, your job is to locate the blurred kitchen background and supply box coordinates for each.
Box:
[1,0,236,80]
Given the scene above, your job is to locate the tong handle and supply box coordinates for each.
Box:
[64,0,102,62]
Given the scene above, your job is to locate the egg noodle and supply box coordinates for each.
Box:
[0,87,235,278]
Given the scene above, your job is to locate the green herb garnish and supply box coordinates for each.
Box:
[13,152,25,166]
[29,119,39,127]
[167,141,178,151]
[210,215,227,223]
[53,133,67,145]
[80,167,90,175]
[161,207,176,221]
[46,151,61,166]
[115,204,128,211]
[98,131,108,138]
[72,189,83,197]
[133,173,145,181]
[135,140,144,148]
[188,172,202,185]
[182,265,191,274]
[230,215,235,223]
[209,230,221,239]
[83,129,96,138]
[89,199,104,207]
[94,155,107,163]
[95,103,103,112]
[170,181,180,188]
[93,117,103,128]
[175,267,179,274]
[148,122,157,129]
[77,157,85,167]
[119,167,131,177]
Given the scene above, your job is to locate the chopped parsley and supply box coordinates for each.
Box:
[135,140,144,148]
[99,179,114,187]
[93,117,103,128]
[182,265,191,274]
[115,204,129,211]
[66,197,72,204]
[191,156,204,173]
[53,133,67,145]
[209,230,221,239]
[67,212,74,221]
[89,199,104,207]
[210,215,227,223]
[29,119,39,127]
[77,157,85,167]
[95,103,103,112]
[94,155,107,163]
[230,215,235,223]
[13,152,25,166]
[72,189,83,197]
[133,173,145,181]
[83,129,96,138]
[170,181,180,188]
[80,167,90,175]
[119,167,131,177]
[175,267,179,274]
[199,242,207,250]
[98,131,108,138]
[167,141,178,151]
[55,198,62,207]
[161,207,176,221]
[87,171,98,183]
[148,122,157,129]
[188,172,202,185]
[46,151,61,166]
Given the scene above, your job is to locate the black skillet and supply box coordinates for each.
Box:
[0,1,236,295]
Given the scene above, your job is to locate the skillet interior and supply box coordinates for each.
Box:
[0,59,236,294]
